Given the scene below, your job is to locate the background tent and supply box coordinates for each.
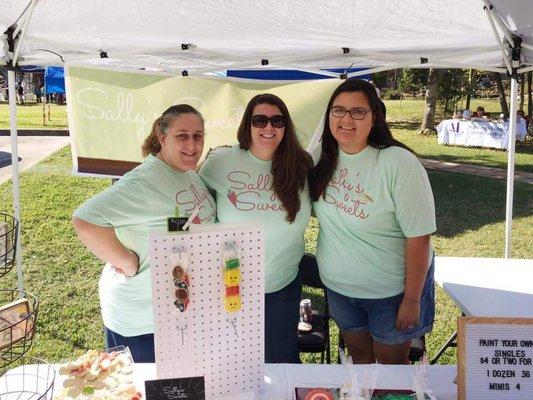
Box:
[226,68,371,81]
[1,0,532,288]
[44,66,64,94]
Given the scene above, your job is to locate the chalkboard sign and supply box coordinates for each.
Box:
[458,317,533,400]
[145,376,205,400]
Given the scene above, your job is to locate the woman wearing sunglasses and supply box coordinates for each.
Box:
[200,93,312,363]
[310,79,436,364]
[72,105,216,362]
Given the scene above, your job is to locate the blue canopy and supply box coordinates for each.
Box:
[226,68,371,81]
[44,66,65,94]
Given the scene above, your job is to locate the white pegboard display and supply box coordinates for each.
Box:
[150,223,265,399]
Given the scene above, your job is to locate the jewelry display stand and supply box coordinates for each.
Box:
[150,222,265,399]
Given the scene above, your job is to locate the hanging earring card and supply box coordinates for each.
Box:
[150,222,265,399]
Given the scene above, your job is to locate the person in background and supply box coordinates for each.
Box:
[16,81,24,105]
[34,84,42,103]
[517,110,526,124]
[200,93,312,363]
[310,79,436,365]
[472,106,488,119]
[72,105,216,362]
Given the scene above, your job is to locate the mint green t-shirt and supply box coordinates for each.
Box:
[73,154,216,336]
[199,145,311,293]
[313,145,436,299]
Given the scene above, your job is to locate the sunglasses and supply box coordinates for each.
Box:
[173,265,190,312]
[251,114,286,128]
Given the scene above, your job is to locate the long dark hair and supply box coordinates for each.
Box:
[237,93,312,223]
[310,79,413,201]
[142,104,204,157]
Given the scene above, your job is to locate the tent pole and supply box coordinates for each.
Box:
[504,76,518,258]
[7,69,24,291]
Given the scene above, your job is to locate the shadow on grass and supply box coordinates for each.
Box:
[430,169,533,238]
[388,121,421,131]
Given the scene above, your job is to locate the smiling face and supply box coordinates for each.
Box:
[249,103,285,161]
[158,113,205,171]
[224,295,242,313]
[223,268,241,286]
[329,91,374,154]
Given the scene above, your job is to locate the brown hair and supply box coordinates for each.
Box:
[236,93,312,223]
[141,104,204,157]
[310,79,413,201]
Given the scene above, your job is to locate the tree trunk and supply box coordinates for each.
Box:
[465,69,475,111]
[519,73,525,111]
[527,71,533,132]
[420,68,439,134]
[494,72,509,115]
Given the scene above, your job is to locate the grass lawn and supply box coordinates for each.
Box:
[2,99,532,173]
[0,103,68,129]
[0,146,531,365]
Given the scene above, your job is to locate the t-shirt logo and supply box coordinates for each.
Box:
[325,168,370,220]
[175,183,216,223]
[226,170,285,212]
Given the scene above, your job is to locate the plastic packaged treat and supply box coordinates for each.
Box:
[411,354,436,400]
[338,348,380,400]
[170,251,190,312]
[223,245,242,313]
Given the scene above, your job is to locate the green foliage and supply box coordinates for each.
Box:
[397,69,428,93]
[436,69,469,115]
[382,89,402,100]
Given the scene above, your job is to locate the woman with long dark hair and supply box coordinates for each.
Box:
[200,93,312,363]
[310,79,436,364]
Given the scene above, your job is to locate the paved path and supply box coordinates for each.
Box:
[0,136,70,184]
[0,135,531,185]
[421,158,533,185]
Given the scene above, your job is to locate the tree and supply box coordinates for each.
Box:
[527,71,533,131]
[420,68,439,133]
[519,73,525,111]
[465,69,475,111]
[494,72,509,116]
[434,69,469,117]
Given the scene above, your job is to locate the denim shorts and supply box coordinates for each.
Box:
[327,257,435,345]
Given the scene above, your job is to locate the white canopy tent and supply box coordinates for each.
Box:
[1,0,532,288]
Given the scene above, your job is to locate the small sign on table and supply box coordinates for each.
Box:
[458,316,533,400]
[145,376,205,400]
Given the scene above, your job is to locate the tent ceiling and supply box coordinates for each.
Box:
[1,0,532,73]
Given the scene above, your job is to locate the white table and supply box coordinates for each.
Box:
[437,119,528,149]
[4,363,458,400]
[431,256,533,364]
[434,256,533,317]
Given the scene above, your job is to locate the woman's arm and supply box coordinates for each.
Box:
[396,234,431,331]
[72,217,139,277]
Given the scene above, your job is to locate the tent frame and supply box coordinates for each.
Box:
[1,0,528,289]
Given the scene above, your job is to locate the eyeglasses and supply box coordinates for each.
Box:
[251,114,286,128]
[330,106,372,120]
[173,265,190,312]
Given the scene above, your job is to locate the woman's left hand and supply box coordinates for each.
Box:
[396,297,420,331]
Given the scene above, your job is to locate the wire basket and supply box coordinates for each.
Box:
[0,358,55,400]
[0,290,39,370]
[0,213,18,278]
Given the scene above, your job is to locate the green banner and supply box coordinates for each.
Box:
[66,66,341,176]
